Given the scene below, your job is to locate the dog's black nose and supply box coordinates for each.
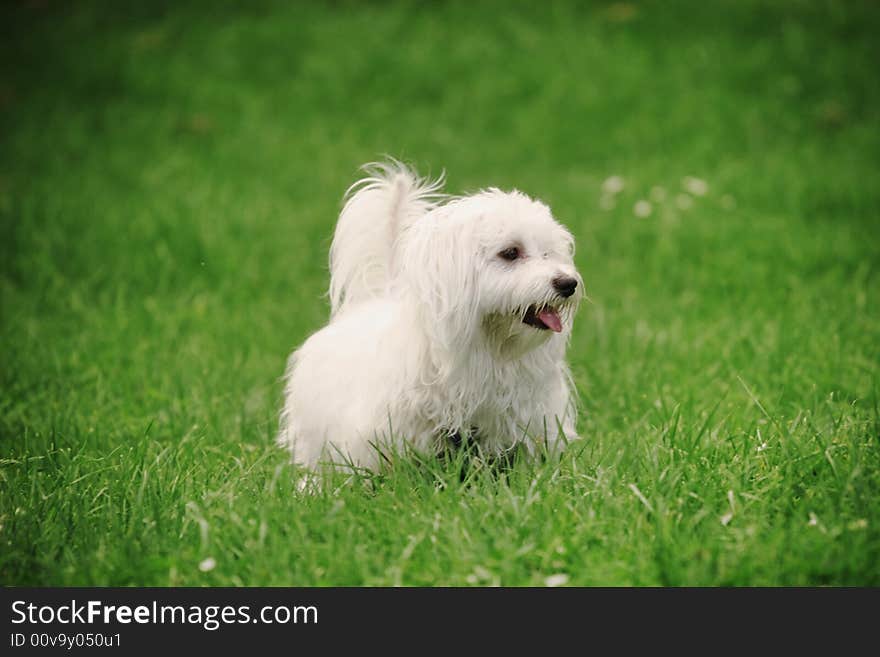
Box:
[552,276,578,298]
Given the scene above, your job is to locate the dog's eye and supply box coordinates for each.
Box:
[498,247,520,261]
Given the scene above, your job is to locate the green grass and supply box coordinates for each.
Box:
[2,0,879,586]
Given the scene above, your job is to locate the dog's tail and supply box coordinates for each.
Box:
[329,159,445,316]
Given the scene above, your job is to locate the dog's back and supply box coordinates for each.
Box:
[328,160,445,317]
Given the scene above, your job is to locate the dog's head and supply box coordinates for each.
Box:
[398,189,582,360]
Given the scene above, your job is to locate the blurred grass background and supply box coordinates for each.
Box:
[1,0,879,585]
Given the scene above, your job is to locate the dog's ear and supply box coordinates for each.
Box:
[397,209,480,357]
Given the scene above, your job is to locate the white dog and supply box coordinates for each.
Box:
[278,161,583,474]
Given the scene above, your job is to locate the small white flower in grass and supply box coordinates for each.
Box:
[756,442,768,452]
[633,200,652,218]
[649,186,667,202]
[682,176,708,196]
[720,512,733,526]
[602,175,625,195]
[544,573,570,587]
[807,512,819,527]
[676,193,693,210]
[198,557,216,572]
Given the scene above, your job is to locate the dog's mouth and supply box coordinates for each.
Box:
[522,305,563,333]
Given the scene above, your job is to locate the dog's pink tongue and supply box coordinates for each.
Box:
[538,308,563,333]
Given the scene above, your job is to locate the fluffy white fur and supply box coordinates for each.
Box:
[279,160,583,473]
